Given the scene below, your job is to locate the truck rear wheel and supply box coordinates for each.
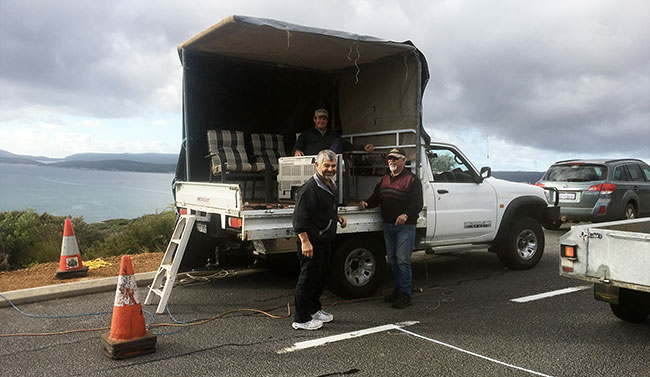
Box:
[497,217,544,270]
[609,288,650,323]
[329,238,386,298]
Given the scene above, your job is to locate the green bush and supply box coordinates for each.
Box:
[0,209,177,271]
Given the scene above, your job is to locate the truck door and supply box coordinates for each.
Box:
[425,146,497,243]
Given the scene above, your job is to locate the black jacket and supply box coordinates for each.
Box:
[293,174,339,243]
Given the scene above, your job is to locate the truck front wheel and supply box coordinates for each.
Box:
[497,217,544,270]
[609,288,650,323]
[328,238,386,298]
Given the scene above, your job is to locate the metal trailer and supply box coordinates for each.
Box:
[559,218,650,323]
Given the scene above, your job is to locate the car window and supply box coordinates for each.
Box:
[544,164,606,182]
[614,166,630,181]
[426,147,474,183]
[627,164,644,182]
[642,166,650,182]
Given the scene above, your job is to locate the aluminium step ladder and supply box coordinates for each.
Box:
[144,214,196,313]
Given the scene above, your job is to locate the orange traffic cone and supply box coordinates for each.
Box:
[101,255,157,359]
[55,219,88,278]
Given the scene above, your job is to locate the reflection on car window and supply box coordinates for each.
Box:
[642,166,650,182]
[627,164,644,182]
[426,147,474,183]
[544,164,606,182]
[614,166,629,181]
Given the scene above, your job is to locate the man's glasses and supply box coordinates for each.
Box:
[387,156,400,161]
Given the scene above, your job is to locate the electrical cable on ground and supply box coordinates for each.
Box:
[0,273,456,338]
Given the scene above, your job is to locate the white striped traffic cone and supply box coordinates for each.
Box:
[55,219,88,278]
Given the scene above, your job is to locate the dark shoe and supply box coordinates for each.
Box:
[384,288,400,303]
[391,292,412,309]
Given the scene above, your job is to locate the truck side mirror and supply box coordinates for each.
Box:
[480,166,491,179]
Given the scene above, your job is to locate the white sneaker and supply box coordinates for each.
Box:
[292,319,323,330]
[311,310,333,323]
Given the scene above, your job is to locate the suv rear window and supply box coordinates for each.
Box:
[543,164,607,182]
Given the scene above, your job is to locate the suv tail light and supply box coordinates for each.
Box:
[534,182,545,188]
[587,183,617,194]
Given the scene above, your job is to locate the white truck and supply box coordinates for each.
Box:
[164,16,560,299]
[559,218,650,323]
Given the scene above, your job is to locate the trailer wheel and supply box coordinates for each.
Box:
[497,217,544,270]
[329,238,386,298]
[609,288,650,323]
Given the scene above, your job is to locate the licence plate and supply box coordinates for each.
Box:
[559,192,576,200]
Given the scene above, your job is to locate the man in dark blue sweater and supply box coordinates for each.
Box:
[359,148,423,308]
[293,108,374,156]
[292,149,347,330]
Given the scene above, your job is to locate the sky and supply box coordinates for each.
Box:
[0,0,648,171]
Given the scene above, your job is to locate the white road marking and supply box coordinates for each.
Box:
[510,286,591,303]
[277,321,419,354]
[396,327,555,377]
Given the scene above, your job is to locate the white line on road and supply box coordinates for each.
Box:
[510,286,591,303]
[396,327,555,377]
[277,321,419,354]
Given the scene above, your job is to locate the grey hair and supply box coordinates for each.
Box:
[316,149,337,165]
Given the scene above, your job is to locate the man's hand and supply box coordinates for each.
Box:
[301,239,314,258]
[294,150,305,157]
[358,200,368,210]
[364,144,374,152]
[395,214,408,226]
[338,215,347,229]
[298,232,313,258]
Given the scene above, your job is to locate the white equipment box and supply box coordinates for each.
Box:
[277,155,342,200]
[277,156,317,199]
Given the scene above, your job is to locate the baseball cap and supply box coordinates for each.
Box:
[314,108,329,118]
[387,148,406,159]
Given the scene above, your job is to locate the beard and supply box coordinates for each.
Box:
[322,171,336,179]
[389,164,398,172]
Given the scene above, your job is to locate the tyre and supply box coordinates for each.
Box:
[497,217,544,270]
[328,237,386,298]
[623,203,637,220]
[609,288,650,323]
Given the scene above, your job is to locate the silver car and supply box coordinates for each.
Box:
[536,158,650,229]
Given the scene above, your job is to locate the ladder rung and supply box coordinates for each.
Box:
[151,288,163,297]
[171,238,181,244]
[159,264,172,272]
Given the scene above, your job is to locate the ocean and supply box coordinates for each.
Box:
[0,163,175,223]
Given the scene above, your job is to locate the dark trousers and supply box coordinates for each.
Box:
[294,240,332,323]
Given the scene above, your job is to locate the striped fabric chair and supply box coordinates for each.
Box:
[250,133,286,172]
[207,130,267,200]
[207,130,264,176]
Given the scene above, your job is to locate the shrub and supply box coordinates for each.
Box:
[0,209,177,271]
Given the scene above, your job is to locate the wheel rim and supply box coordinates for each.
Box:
[516,229,538,260]
[344,248,376,287]
[625,206,636,219]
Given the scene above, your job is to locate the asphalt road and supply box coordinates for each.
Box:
[1,228,649,377]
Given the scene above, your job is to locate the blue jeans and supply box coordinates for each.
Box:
[383,223,416,295]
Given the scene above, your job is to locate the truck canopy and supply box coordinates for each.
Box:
[177,15,430,181]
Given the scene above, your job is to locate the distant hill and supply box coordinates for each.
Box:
[492,171,544,184]
[0,149,178,174]
[0,149,61,162]
[65,153,177,164]
[50,160,176,173]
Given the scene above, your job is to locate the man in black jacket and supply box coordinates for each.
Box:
[292,149,347,330]
[293,108,373,156]
[359,148,423,309]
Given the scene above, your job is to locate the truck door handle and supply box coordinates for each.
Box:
[437,189,449,194]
